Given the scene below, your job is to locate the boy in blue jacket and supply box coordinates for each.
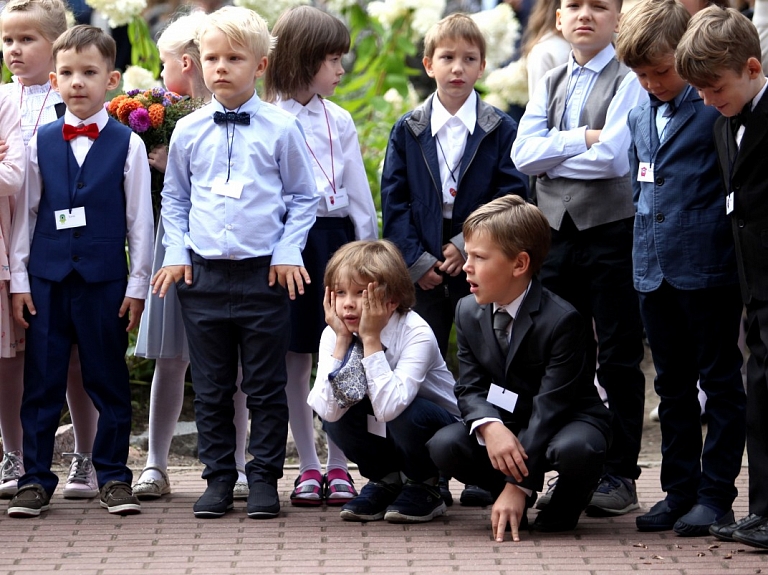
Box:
[381,13,528,360]
[616,0,745,536]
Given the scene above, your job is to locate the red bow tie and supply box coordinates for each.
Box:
[62,123,100,141]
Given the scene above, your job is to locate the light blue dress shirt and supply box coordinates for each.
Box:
[511,44,645,180]
[161,92,319,267]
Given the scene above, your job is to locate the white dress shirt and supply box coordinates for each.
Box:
[10,107,154,299]
[308,310,460,423]
[275,95,378,241]
[511,44,644,180]
[431,90,476,219]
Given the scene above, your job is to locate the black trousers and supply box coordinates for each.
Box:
[427,420,606,510]
[177,254,290,486]
[639,281,745,512]
[540,214,645,480]
[745,297,768,515]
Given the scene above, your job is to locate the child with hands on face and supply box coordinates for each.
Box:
[308,240,460,524]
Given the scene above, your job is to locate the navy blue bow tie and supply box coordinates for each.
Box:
[649,95,676,118]
[213,111,250,125]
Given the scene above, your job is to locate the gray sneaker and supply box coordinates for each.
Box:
[0,451,24,498]
[99,481,141,515]
[8,483,50,518]
[585,474,639,517]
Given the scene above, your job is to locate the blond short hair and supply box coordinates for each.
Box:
[198,6,275,60]
[324,240,416,313]
[1,0,68,43]
[463,195,551,276]
[423,13,486,61]
[157,10,206,67]
[675,5,761,87]
[615,0,690,69]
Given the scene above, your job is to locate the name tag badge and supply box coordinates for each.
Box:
[726,192,734,215]
[55,207,86,230]
[487,383,519,413]
[366,414,386,438]
[637,162,655,183]
[324,186,350,212]
[211,177,243,199]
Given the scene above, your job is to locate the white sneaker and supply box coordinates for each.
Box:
[62,453,99,499]
[0,451,24,498]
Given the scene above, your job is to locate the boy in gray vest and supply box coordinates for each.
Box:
[511,0,645,517]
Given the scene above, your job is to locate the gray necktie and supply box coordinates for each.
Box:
[493,309,512,356]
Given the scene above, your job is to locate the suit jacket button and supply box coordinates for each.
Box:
[564,195,571,202]
[738,219,745,228]
[76,182,84,189]
[73,231,80,238]
[655,213,665,223]
[655,177,664,186]
[72,255,80,262]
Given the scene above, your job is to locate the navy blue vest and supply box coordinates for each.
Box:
[29,117,131,283]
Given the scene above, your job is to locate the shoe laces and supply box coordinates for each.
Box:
[0,451,22,482]
[63,453,94,485]
[544,474,559,494]
[595,474,624,494]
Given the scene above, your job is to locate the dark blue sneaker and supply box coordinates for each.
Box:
[193,477,234,519]
[384,481,447,523]
[339,481,401,522]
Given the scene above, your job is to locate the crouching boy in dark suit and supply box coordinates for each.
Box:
[428,195,611,542]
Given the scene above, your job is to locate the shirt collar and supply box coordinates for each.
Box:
[64,107,108,130]
[213,91,262,115]
[277,94,324,115]
[750,78,768,112]
[568,43,615,75]
[493,280,532,319]
[431,90,477,136]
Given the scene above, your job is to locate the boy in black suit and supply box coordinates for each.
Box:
[428,195,611,542]
[676,5,768,549]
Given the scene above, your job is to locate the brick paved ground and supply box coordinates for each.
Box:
[0,464,763,575]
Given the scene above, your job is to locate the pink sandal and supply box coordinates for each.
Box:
[289,469,324,506]
[324,468,357,506]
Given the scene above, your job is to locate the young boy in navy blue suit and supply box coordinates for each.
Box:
[676,6,768,548]
[616,0,745,537]
[8,25,153,517]
[428,195,611,542]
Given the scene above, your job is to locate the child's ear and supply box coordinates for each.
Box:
[747,56,763,79]
[555,9,563,32]
[512,251,531,277]
[423,56,434,77]
[50,71,59,92]
[181,54,193,73]
[107,70,121,91]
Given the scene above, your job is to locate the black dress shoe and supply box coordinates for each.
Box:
[710,513,768,542]
[460,484,494,507]
[438,476,453,507]
[531,505,580,532]
[636,500,689,532]
[193,478,234,518]
[247,482,280,519]
[733,520,768,549]
[674,504,733,537]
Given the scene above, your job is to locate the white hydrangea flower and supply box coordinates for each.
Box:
[482,92,508,111]
[483,57,529,107]
[471,3,520,72]
[383,87,404,107]
[367,0,444,39]
[233,0,310,25]
[122,65,161,92]
[85,0,147,28]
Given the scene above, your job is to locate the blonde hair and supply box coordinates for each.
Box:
[463,195,551,275]
[1,0,68,43]
[157,10,208,97]
[522,0,561,58]
[264,6,349,103]
[423,13,486,61]
[675,5,761,87]
[198,5,275,60]
[324,240,416,313]
[616,0,690,69]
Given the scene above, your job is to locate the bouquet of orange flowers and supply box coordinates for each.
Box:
[106,87,205,152]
